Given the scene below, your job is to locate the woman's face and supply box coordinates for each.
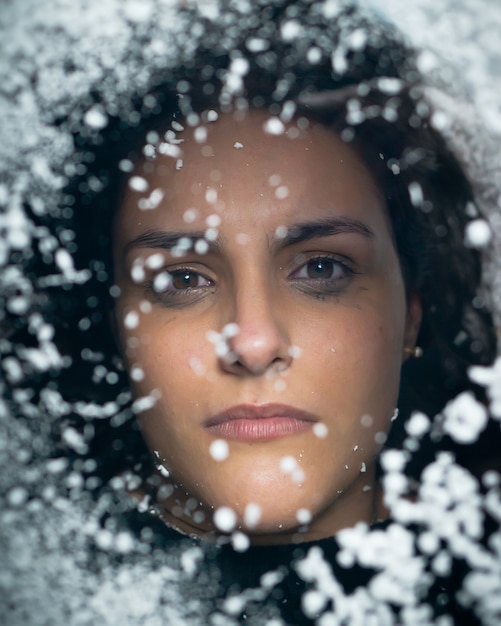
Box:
[113,109,421,543]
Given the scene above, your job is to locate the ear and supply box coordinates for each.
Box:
[403,290,422,361]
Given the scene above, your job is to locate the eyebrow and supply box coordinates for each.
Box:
[276,217,375,247]
[123,216,375,257]
[123,229,222,257]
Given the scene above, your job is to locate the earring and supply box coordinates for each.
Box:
[404,346,423,358]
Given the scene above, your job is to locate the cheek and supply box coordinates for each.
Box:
[299,303,404,412]
[119,313,213,403]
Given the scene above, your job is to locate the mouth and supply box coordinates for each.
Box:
[204,403,318,442]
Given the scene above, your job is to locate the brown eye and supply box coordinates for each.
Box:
[171,270,202,289]
[152,269,212,294]
[306,259,335,279]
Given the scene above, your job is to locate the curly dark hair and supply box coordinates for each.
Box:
[3,0,497,490]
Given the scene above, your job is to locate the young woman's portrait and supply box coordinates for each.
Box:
[1,1,501,624]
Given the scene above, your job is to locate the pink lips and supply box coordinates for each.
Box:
[204,403,317,442]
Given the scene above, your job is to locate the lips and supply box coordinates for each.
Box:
[204,403,317,441]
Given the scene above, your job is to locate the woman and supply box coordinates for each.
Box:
[2,0,500,624]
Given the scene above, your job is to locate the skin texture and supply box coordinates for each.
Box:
[113,108,421,544]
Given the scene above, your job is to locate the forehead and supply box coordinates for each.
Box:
[115,108,387,237]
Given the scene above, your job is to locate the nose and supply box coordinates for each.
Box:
[219,281,292,376]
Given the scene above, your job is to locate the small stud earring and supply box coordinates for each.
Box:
[404,346,423,358]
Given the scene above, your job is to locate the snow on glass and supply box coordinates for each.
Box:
[1,0,501,624]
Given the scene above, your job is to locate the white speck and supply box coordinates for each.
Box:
[124,311,139,329]
[223,595,246,616]
[194,126,207,143]
[158,143,182,158]
[274,379,287,392]
[274,225,288,239]
[330,347,336,353]
[128,176,149,193]
[244,502,261,528]
[157,463,170,478]
[189,357,206,376]
[230,57,249,76]
[280,456,297,473]
[46,458,68,474]
[281,20,302,41]
[205,227,218,241]
[153,273,170,292]
[465,219,491,248]
[206,329,220,344]
[132,391,159,413]
[209,439,229,461]
[233,141,244,149]
[431,110,451,131]
[84,107,108,129]
[55,248,74,273]
[408,181,424,207]
[145,253,164,269]
[246,37,269,52]
[302,590,328,618]
[213,506,237,532]
[377,78,403,95]
[307,47,322,64]
[361,414,373,428]
[205,188,218,204]
[206,214,221,227]
[95,529,114,550]
[380,449,408,472]
[347,28,367,51]
[231,531,250,552]
[296,508,312,524]
[263,117,285,135]
[374,431,387,445]
[183,208,198,223]
[138,188,164,210]
[483,470,500,488]
[172,237,193,256]
[115,532,134,554]
[281,101,296,122]
[313,422,328,438]
[275,185,289,200]
[176,158,183,170]
[131,262,145,283]
[442,391,488,443]
[7,487,28,507]
[360,462,367,473]
[123,0,152,23]
[416,50,438,73]
[207,110,219,122]
[222,323,239,338]
[130,365,144,382]
[194,239,209,254]
[214,341,229,357]
[119,159,134,172]
[180,546,203,575]
[288,345,302,358]
[405,411,431,438]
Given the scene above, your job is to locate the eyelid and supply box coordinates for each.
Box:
[154,268,213,290]
[288,253,355,278]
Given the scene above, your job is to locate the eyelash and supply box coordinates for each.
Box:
[145,267,214,305]
[289,254,355,295]
[144,254,355,306]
